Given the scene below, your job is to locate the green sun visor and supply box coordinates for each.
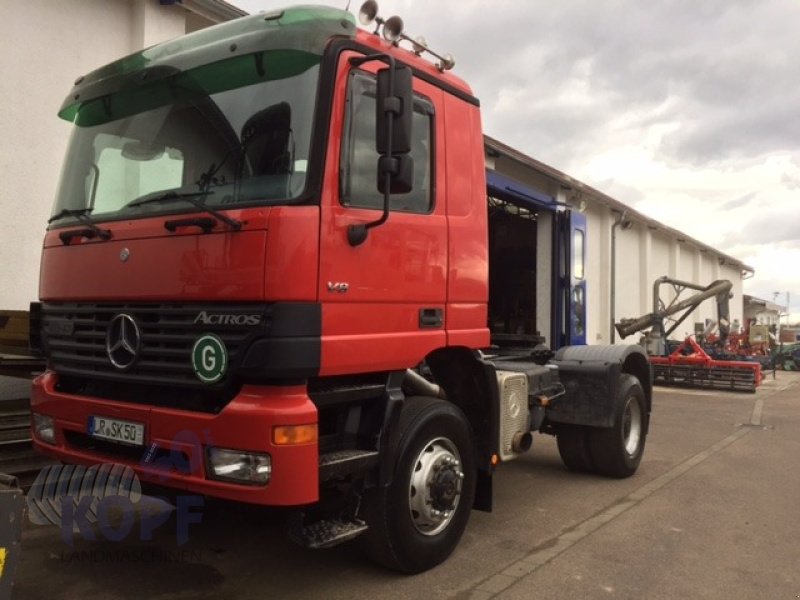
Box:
[58,5,356,124]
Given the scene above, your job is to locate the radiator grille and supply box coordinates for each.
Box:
[40,302,268,390]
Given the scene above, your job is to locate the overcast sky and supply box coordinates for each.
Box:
[232,0,800,322]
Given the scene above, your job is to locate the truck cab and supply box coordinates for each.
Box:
[30,4,651,573]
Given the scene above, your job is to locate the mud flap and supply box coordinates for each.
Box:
[0,473,24,598]
[547,344,652,428]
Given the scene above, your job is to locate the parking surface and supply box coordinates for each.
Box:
[10,372,800,599]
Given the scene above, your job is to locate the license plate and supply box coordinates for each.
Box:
[88,416,145,447]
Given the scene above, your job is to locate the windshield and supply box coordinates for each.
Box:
[51,51,320,224]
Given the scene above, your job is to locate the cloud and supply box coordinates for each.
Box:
[744,275,797,313]
[721,209,800,248]
[663,94,800,165]
[721,192,756,211]
[782,172,800,190]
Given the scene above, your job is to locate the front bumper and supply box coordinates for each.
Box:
[30,371,318,506]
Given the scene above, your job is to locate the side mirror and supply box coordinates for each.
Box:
[375,65,414,195]
[377,154,414,194]
[376,65,412,156]
[347,56,415,247]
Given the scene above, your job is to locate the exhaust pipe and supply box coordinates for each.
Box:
[511,431,533,453]
[404,369,447,399]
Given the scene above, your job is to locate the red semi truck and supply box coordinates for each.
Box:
[30,3,652,572]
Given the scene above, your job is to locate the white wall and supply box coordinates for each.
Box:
[610,235,745,343]
[650,234,671,297]
[0,0,192,310]
[585,204,609,344]
[613,224,642,341]
[133,0,187,48]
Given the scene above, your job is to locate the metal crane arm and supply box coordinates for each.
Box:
[615,277,732,343]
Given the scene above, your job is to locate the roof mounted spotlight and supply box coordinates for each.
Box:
[355,1,456,71]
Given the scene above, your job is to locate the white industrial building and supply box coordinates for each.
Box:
[485,137,752,347]
[0,0,752,348]
[743,295,783,328]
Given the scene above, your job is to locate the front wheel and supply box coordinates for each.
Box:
[588,374,648,478]
[360,397,476,573]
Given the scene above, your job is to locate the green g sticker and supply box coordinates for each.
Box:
[192,334,227,383]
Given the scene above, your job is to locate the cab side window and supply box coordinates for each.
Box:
[340,70,434,213]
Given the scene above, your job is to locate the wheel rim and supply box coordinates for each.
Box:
[622,396,642,456]
[408,436,464,536]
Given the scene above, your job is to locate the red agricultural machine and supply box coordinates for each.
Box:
[616,277,762,393]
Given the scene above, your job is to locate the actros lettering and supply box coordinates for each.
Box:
[194,312,261,326]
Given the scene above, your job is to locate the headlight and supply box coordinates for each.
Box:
[206,448,271,485]
[33,413,56,444]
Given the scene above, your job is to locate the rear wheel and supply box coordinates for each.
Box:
[588,374,647,478]
[360,397,476,573]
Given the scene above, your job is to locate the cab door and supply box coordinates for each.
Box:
[552,209,587,347]
[318,51,448,376]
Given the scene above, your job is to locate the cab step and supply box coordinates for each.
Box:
[289,516,369,550]
[319,449,379,482]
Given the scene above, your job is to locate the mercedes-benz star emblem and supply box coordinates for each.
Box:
[106,314,141,370]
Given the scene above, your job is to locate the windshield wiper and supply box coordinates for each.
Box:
[48,207,92,224]
[127,190,212,208]
[49,208,112,242]
[128,191,242,231]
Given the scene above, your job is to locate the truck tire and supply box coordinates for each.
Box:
[556,425,593,472]
[27,463,140,526]
[588,374,647,478]
[360,397,476,573]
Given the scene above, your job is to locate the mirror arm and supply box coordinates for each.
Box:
[347,54,397,247]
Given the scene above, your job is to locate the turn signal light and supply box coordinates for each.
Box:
[273,424,318,446]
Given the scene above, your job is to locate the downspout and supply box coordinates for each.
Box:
[610,210,630,343]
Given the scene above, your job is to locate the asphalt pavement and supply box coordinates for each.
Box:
[9,371,800,600]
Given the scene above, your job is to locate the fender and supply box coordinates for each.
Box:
[547,344,652,429]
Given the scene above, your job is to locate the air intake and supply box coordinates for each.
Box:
[496,371,530,461]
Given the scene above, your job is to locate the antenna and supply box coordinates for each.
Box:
[345,0,351,11]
